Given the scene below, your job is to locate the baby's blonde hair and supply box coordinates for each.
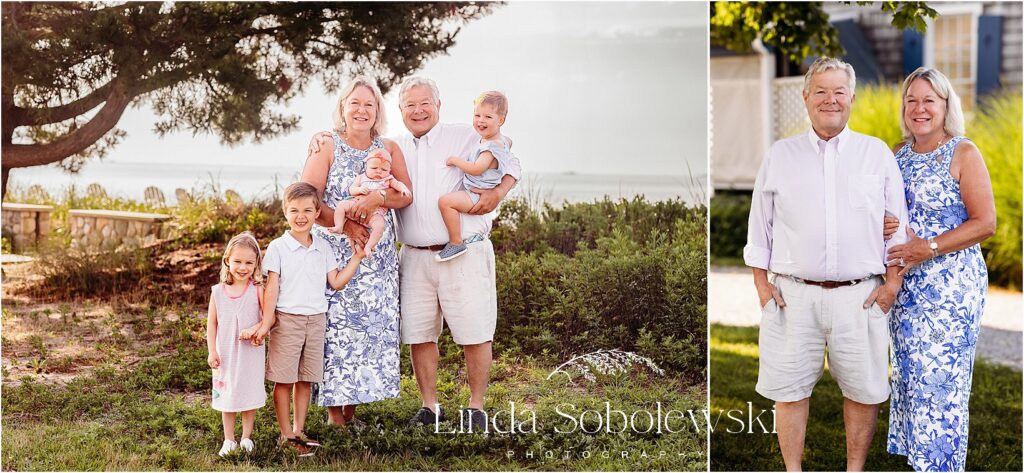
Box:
[474,91,508,118]
[220,231,263,285]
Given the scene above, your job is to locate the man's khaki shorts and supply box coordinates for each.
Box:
[266,311,326,384]
[756,275,891,404]
[399,240,497,346]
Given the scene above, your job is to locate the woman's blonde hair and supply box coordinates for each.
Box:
[220,231,263,285]
[899,67,966,140]
[332,76,388,137]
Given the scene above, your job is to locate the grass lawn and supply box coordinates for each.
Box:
[710,324,1023,471]
[1,195,706,470]
[1,303,706,471]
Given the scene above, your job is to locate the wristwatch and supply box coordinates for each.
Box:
[928,237,939,257]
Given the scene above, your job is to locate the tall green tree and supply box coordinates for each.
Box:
[1,2,496,196]
[710,2,936,62]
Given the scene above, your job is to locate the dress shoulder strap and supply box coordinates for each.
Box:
[330,131,346,154]
[940,136,967,169]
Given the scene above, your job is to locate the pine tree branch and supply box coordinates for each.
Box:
[11,82,113,126]
[2,80,132,168]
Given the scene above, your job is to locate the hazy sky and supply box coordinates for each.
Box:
[16,2,708,180]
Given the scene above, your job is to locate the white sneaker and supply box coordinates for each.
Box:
[218,439,238,457]
[239,438,254,453]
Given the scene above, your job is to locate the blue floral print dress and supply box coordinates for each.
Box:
[887,136,987,471]
[312,132,401,406]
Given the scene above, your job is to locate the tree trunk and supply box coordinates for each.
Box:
[2,88,12,200]
[1,166,9,200]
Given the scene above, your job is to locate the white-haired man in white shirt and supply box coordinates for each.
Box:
[744,57,909,471]
[393,77,520,432]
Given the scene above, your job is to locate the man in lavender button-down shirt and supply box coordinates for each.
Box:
[743,57,910,471]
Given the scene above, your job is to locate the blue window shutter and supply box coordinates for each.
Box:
[977,15,1003,97]
[903,29,924,75]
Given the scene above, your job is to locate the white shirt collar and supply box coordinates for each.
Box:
[806,125,852,153]
[281,231,316,251]
[413,122,444,148]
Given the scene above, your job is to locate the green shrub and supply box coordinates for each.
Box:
[848,84,904,149]
[31,243,155,299]
[492,196,701,256]
[174,189,286,245]
[493,199,707,379]
[708,191,750,262]
[971,91,1022,289]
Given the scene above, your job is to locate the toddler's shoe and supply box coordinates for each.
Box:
[218,439,238,457]
[239,438,254,453]
[435,243,467,262]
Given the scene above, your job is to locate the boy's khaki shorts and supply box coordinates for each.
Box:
[755,275,891,405]
[266,311,326,384]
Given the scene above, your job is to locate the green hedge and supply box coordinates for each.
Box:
[972,92,1022,289]
[708,191,750,263]
[492,197,708,380]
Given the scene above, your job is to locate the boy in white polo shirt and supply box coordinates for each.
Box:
[252,182,363,456]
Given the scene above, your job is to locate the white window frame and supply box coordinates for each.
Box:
[923,3,982,105]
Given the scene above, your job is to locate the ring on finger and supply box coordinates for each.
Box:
[899,257,906,267]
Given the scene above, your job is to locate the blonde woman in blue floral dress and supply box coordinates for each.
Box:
[301,77,412,428]
[884,68,996,471]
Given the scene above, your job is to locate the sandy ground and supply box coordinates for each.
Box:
[710,266,1023,369]
[1,245,216,386]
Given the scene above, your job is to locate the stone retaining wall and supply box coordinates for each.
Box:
[68,209,172,251]
[1,203,53,252]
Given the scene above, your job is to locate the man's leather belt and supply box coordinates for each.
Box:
[404,234,488,252]
[405,243,446,251]
[786,275,875,289]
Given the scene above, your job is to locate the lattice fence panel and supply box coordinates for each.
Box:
[771,76,810,141]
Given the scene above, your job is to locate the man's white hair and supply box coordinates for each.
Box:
[802,57,857,96]
[899,67,966,140]
[398,76,441,104]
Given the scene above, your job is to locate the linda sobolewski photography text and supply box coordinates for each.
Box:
[709,1,1022,471]
[0,2,709,470]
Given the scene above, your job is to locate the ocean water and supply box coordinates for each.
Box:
[7,161,704,206]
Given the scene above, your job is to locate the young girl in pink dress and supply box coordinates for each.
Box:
[206,231,267,456]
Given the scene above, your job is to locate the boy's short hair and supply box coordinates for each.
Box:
[474,91,508,118]
[282,182,321,211]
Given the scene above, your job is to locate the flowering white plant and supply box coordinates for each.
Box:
[547,349,665,384]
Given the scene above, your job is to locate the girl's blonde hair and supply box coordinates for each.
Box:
[220,231,263,285]
[474,90,509,118]
[899,67,966,141]
[332,76,388,138]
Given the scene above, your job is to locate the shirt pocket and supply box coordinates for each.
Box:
[848,174,883,212]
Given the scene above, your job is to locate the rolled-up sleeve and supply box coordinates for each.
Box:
[743,150,774,270]
[883,149,910,255]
